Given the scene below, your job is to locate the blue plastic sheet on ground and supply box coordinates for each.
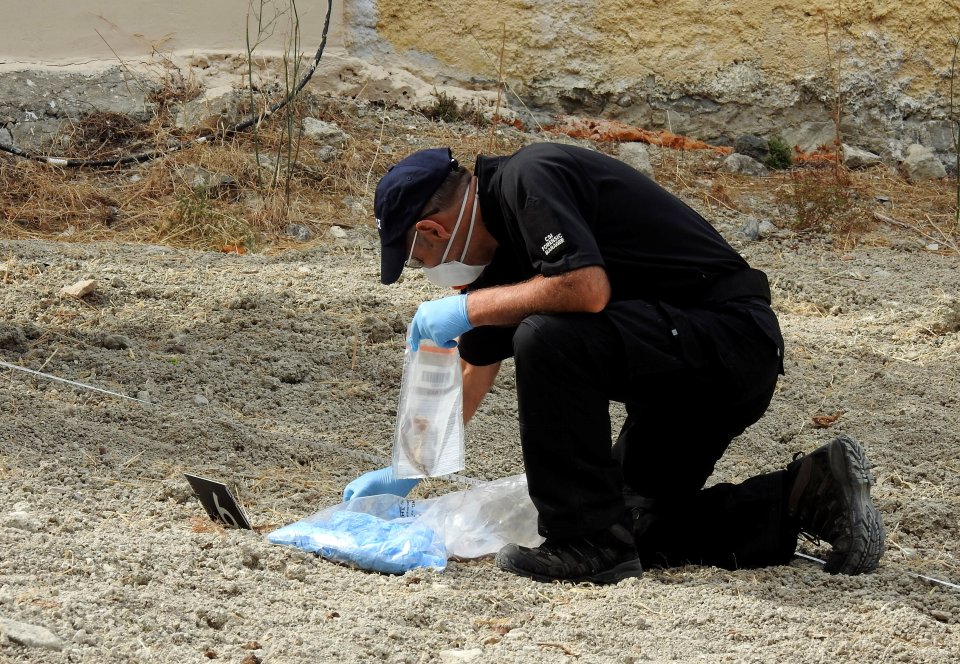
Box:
[267,498,447,574]
[267,474,542,574]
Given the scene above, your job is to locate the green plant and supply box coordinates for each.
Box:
[765,136,793,170]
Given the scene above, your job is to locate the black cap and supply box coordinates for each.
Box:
[374,147,457,285]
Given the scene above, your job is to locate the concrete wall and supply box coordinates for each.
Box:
[0,1,342,67]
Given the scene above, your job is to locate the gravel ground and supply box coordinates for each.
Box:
[2,169,960,663]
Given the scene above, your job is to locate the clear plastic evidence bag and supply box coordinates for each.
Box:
[392,338,465,479]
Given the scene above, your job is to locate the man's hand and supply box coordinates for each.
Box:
[408,294,473,351]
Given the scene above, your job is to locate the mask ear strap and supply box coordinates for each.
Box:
[459,177,478,262]
[441,178,472,263]
[405,228,418,265]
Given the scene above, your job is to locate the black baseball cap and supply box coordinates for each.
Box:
[374,147,457,285]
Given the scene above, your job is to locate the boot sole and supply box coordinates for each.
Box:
[495,551,644,585]
[823,435,886,574]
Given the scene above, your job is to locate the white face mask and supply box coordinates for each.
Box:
[420,177,489,288]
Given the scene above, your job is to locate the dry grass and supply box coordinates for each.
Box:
[1,82,956,255]
[0,87,526,253]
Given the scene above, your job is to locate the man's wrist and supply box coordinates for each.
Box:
[460,293,473,328]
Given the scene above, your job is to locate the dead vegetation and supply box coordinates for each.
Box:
[0,75,957,256]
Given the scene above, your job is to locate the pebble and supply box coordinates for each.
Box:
[758,220,777,237]
[0,617,64,651]
[926,243,940,251]
[99,334,132,350]
[193,394,209,407]
[286,224,313,242]
[738,218,760,241]
[329,226,348,239]
[59,279,98,298]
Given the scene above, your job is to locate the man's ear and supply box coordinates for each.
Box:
[414,219,451,242]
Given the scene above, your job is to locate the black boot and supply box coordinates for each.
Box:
[495,522,643,584]
[787,434,885,574]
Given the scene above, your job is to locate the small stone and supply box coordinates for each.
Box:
[842,144,881,170]
[0,618,64,651]
[136,391,151,402]
[286,224,313,242]
[758,220,778,238]
[926,243,940,251]
[721,153,768,177]
[179,166,236,197]
[901,144,946,181]
[99,334,132,350]
[302,118,350,147]
[930,610,951,623]
[329,226,348,239]
[60,279,98,298]
[193,394,209,407]
[738,218,760,241]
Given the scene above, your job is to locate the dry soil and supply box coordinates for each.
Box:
[2,128,960,663]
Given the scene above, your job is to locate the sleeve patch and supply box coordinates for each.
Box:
[541,232,566,256]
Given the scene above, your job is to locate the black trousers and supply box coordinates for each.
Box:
[511,300,798,569]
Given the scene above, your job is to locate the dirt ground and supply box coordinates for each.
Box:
[2,98,960,663]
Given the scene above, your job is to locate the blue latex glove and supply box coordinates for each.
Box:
[408,294,473,351]
[343,467,421,502]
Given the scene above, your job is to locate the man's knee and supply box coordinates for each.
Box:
[513,314,576,367]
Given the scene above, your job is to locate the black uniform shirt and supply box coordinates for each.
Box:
[458,143,779,368]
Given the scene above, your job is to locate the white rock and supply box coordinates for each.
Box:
[193,394,209,406]
[903,144,947,181]
[59,279,98,298]
[617,142,656,180]
[1,511,41,532]
[721,153,768,176]
[758,220,778,237]
[841,144,881,169]
[0,618,64,651]
[439,648,484,662]
[302,118,351,147]
[926,243,940,251]
[329,226,348,239]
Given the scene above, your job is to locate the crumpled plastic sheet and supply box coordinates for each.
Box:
[267,474,542,574]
